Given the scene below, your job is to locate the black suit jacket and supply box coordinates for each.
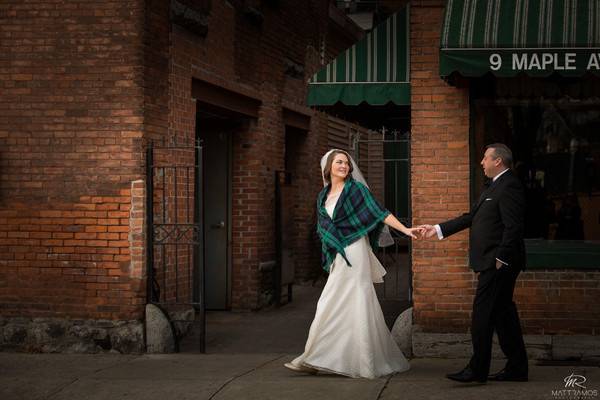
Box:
[439,170,526,272]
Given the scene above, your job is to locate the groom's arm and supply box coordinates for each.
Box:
[496,180,525,266]
[436,212,473,239]
[421,209,474,240]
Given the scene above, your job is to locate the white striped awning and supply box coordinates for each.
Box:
[440,0,600,77]
[308,6,410,106]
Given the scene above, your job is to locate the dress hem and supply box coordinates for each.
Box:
[299,360,410,380]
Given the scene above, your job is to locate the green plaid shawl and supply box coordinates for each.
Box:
[317,178,390,272]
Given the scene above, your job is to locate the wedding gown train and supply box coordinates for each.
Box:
[289,192,410,379]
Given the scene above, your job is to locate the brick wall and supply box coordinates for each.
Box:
[284,121,323,284]
[410,2,472,333]
[157,1,358,309]
[515,270,600,335]
[410,1,600,335]
[0,0,146,321]
[144,0,170,143]
[0,0,369,352]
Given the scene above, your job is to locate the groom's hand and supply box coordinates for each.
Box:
[419,224,437,239]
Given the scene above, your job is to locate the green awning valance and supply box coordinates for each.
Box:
[440,0,600,78]
[308,7,410,106]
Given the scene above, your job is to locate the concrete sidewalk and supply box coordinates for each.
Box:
[1,352,599,400]
[2,285,598,399]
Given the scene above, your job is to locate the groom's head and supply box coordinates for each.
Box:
[481,143,513,178]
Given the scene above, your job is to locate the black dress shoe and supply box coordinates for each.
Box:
[488,368,528,382]
[446,367,487,383]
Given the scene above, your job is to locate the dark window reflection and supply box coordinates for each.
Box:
[472,76,600,243]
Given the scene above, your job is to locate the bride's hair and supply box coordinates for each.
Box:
[322,149,354,184]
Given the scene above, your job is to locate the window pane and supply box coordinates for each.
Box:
[471,76,600,268]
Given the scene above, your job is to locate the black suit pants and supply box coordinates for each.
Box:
[469,265,528,378]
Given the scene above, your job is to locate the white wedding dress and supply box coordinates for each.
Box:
[290,192,410,379]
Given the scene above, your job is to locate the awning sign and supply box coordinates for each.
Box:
[442,49,600,77]
[440,0,600,78]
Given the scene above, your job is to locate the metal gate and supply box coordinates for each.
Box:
[352,128,412,328]
[274,170,294,305]
[146,139,205,352]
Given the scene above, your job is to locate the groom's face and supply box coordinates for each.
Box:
[480,148,502,178]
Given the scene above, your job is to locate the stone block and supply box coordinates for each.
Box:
[391,307,413,357]
[145,304,176,353]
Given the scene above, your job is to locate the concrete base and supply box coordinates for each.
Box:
[552,335,600,361]
[0,317,144,353]
[412,329,600,361]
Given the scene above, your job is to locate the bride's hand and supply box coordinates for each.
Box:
[414,227,427,239]
[403,227,424,239]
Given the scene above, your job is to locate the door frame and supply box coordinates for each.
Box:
[198,128,233,310]
[225,132,232,309]
[192,75,261,310]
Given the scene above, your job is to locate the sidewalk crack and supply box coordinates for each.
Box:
[208,354,286,400]
[375,374,393,400]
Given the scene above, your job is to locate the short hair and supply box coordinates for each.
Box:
[485,143,513,168]
[322,150,353,184]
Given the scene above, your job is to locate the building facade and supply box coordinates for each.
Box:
[410,0,600,357]
[0,0,362,352]
[1,0,598,356]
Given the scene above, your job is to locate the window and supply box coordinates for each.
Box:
[471,76,600,268]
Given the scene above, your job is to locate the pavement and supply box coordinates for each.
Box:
[1,285,599,400]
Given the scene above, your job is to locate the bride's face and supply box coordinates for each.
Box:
[330,153,350,181]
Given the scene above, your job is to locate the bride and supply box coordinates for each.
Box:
[284,149,422,379]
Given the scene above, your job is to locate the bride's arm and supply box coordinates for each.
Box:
[383,214,423,239]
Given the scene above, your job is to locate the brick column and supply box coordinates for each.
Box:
[410,2,472,333]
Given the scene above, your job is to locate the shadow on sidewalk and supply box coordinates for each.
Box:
[179,284,323,354]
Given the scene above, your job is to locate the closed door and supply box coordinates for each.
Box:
[201,131,229,310]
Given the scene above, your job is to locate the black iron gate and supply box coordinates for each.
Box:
[146,139,205,352]
[352,128,412,328]
[274,170,294,305]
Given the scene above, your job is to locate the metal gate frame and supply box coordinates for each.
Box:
[146,139,205,352]
[274,170,294,306]
[352,128,413,323]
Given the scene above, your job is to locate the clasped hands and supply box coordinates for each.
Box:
[416,224,438,239]
[403,224,437,240]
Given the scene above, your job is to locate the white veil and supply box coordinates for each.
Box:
[320,149,395,247]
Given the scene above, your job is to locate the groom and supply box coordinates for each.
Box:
[421,143,528,384]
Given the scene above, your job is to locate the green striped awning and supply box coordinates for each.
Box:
[440,0,600,78]
[308,7,410,106]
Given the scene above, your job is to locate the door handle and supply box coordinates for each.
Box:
[211,221,225,229]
